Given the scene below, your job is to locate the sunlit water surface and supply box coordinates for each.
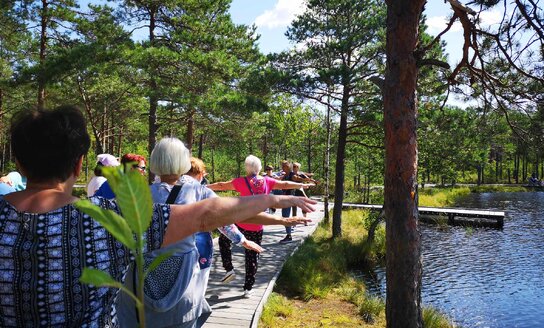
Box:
[360,192,544,328]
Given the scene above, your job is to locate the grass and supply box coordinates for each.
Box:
[345,184,533,209]
[423,307,455,328]
[470,185,529,193]
[260,293,294,325]
[262,183,526,326]
[418,187,471,207]
[261,209,454,327]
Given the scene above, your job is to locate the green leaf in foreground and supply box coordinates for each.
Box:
[80,268,124,289]
[80,268,142,307]
[144,250,175,277]
[75,199,137,250]
[102,166,153,235]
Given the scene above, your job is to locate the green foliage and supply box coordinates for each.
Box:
[260,293,295,327]
[470,185,528,193]
[104,166,153,235]
[276,210,382,300]
[75,199,137,250]
[268,209,450,326]
[343,188,384,204]
[422,307,454,328]
[358,295,384,324]
[418,187,471,207]
[74,166,158,327]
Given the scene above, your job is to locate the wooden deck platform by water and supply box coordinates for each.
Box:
[203,202,325,328]
[342,203,505,228]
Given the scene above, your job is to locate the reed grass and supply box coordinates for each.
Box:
[423,307,456,328]
[261,209,454,327]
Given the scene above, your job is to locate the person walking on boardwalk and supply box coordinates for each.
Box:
[86,154,120,197]
[94,153,147,199]
[208,155,312,297]
[0,106,317,327]
[277,160,297,243]
[291,162,318,218]
[117,140,273,327]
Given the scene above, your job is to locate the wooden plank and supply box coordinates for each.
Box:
[343,203,505,228]
[202,203,326,327]
[343,203,505,218]
[205,317,252,326]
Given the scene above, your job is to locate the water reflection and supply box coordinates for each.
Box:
[360,192,544,328]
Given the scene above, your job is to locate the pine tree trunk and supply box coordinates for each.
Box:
[384,1,424,327]
[307,127,312,173]
[186,110,194,152]
[198,134,204,159]
[37,0,48,108]
[323,102,332,223]
[332,82,350,238]
[148,8,158,183]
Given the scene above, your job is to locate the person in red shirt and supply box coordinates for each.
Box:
[208,155,312,297]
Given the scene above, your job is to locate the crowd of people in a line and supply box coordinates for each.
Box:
[0,105,318,327]
[527,172,544,187]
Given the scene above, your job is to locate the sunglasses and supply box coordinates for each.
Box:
[133,164,146,171]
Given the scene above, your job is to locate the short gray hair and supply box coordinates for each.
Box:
[244,155,262,176]
[150,137,191,176]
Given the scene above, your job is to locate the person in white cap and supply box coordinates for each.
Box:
[86,153,120,196]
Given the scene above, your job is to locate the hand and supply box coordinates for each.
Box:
[241,240,264,253]
[302,183,315,188]
[274,195,317,213]
[284,216,312,226]
[0,176,13,186]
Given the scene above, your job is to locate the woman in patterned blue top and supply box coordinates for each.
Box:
[0,106,317,327]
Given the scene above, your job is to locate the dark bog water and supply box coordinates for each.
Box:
[360,192,544,328]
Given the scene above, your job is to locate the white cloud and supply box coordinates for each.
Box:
[426,16,462,34]
[479,10,502,27]
[254,0,306,29]
[426,8,503,35]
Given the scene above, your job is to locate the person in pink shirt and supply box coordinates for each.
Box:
[208,155,313,297]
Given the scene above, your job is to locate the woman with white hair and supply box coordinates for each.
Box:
[0,107,317,327]
[117,140,306,327]
[208,155,313,297]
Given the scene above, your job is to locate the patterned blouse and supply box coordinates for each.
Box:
[0,196,170,327]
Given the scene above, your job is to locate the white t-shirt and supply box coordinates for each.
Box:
[87,176,107,197]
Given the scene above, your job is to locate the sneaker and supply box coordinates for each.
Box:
[243,289,253,298]
[279,235,292,243]
[221,270,236,283]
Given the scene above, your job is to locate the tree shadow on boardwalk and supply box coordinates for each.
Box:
[202,203,325,328]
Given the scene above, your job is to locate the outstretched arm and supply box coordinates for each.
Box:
[242,212,311,226]
[273,180,314,190]
[207,180,235,191]
[293,173,317,184]
[163,195,317,246]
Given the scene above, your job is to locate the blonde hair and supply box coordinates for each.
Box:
[150,138,191,176]
[188,157,206,176]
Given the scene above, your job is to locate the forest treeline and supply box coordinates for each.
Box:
[0,0,542,188]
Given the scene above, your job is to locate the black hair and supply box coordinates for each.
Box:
[94,163,104,176]
[11,105,91,182]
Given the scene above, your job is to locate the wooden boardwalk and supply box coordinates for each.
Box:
[203,202,326,328]
[343,203,505,228]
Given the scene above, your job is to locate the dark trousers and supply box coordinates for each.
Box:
[292,189,308,216]
[219,226,263,291]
